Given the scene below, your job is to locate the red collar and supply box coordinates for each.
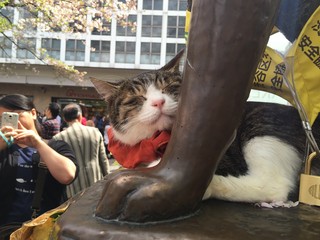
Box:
[107,128,171,168]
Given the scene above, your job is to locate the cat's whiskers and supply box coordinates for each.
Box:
[113,105,175,146]
[116,113,156,133]
[138,104,176,126]
[113,118,157,146]
[115,116,141,133]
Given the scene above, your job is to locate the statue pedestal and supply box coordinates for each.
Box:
[57,179,320,240]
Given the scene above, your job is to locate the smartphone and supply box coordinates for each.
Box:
[1,112,19,129]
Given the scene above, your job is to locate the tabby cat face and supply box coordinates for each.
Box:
[109,71,181,145]
[91,49,184,145]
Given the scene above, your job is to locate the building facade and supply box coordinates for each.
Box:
[0,0,187,118]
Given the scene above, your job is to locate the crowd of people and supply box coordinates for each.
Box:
[0,94,111,238]
[37,102,112,152]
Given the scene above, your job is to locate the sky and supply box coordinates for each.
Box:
[267,32,292,54]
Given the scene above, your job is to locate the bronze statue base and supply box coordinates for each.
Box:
[57,179,320,240]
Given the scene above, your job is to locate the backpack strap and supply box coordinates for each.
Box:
[31,161,48,219]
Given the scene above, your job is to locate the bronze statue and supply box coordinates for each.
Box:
[8,1,320,239]
[95,0,281,223]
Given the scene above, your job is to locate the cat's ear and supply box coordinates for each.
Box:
[90,77,122,100]
[160,48,185,73]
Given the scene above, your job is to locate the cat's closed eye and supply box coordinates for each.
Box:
[123,97,144,106]
[122,95,147,107]
[161,81,181,97]
[162,81,178,91]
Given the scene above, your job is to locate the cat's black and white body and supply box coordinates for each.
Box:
[204,101,320,203]
[91,51,320,204]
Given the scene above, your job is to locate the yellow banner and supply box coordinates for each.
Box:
[185,10,191,42]
[184,5,320,125]
[285,5,320,125]
[252,47,293,104]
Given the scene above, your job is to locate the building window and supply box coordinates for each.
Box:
[0,7,14,23]
[92,18,111,36]
[18,7,37,31]
[143,0,163,10]
[0,37,12,58]
[115,41,135,63]
[90,40,110,62]
[166,43,185,62]
[17,38,36,59]
[117,15,137,37]
[168,0,188,11]
[65,39,85,61]
[140,42,161,64]
[167,16,185,38]
[41,38,61,59]
[142,15,162,37]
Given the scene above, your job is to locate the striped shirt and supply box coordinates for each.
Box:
[52,122,110,198]
[41,118,60,139]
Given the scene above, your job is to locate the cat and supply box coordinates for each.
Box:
[91,50,320,204]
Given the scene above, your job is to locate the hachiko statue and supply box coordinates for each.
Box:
[93,0,281,223]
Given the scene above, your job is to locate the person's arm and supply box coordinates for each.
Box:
[36,139,77,184]
[15,129,77,184]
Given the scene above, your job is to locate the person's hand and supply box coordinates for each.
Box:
[13,122,42,148]
[0,126,16,150]
[0,126,15,135]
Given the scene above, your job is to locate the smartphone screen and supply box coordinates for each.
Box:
[1,112,19,129]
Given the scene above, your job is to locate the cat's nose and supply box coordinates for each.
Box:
[151,98,165,108]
